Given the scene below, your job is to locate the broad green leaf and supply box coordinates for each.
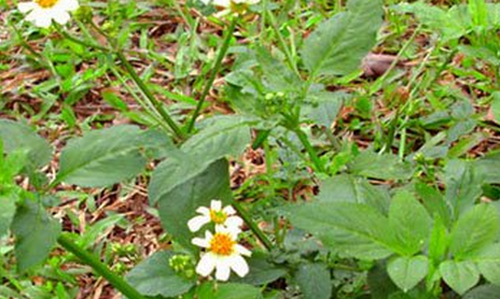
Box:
[157,159,232,250]
[197,282,263,299]
[449,204,499,259]
[255,47,302,93]
[287,202,397,259]
[126,251,195,297]
[232,252,287,285]
[301,91,348,128]
[389,191,431,256]
[415,182,451,227]
[473,243,500,285]
[474,151,500,184]
[444,159,483,219]
[149,115,252,205]
[464,284,500,299]
[387,255,428,292]
[316,174,391,215]
[300,0,383,77]
[439,260,480,295]
[428,216,449,264]
[295,262,331,299]
[11,200,61,272]
[0,119,52,170]
[349,151,413,181]
[0,193,17,237]
[57,125,164,187]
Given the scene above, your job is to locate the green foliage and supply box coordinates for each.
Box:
[56,125,171,187]
[387,255,428,292]
[300,0,383,77]
[11,200,62,272]
[294,262,332,299]
[126,251,195,297]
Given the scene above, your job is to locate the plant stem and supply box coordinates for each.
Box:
[264,10,299,76]
[186,17,238,133]
[292,127,325,173]
[57,233,147,299]
[115,51,185,140]
[53,23,110,52]
[232,202,273,251]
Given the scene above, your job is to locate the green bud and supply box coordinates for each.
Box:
[73,5,93,23]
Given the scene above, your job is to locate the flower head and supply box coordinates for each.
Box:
[187,200,243,232]
[192,226,251,281]
[18,0,79,28]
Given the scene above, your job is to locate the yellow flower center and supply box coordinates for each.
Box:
[209,233,235,256]
[35,0,59,8]
[210,209,227,224]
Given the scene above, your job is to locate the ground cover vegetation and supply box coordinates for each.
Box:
[2,0,500,298]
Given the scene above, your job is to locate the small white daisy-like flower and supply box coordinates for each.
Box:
[192,226,251,281]
[187,200,243,232]
[18,0,79,28]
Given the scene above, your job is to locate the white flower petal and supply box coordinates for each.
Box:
[235,244,251,256]
[215,225,240,238]
[196,253,216,277]
[213,0,231,7]
[215,258,231,281]
[18,2,37,13]
[52,9,70,25]
[211,200,222,211]
[56,0,79,11]
[225,216,243,228]
[187,215,210,232]
[196,206,210,216]
[222,205,236,215]
[34,13,53,28]
[229,254,249,277]
[192,235,210,248]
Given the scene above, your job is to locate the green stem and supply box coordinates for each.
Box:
[264,10,299,76]
[186,17,238,133]
[232,202,273,251]
[57,233,147,299]
[115,51,185,140]
[53,23,110,52]
[293,127,325,173]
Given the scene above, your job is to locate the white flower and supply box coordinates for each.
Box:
[18,0,79,28]
[187,200,243,232]
[192,226,251,281]
[199,0,259,8]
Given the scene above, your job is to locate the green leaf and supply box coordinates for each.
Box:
[474,151,500,184]
[295,262,332,299]
[197,282,263,299]
[149,115,252,205]
[387,255,428,292]
[301,91,348,128]
[415,182,451,227]
[57,125,162,187]
[255,47,302,93]
[439,260,480,295]
[449,204,499,259]
[11,200,61,272]
[287,202,397,259]
[474,243,500,285]
[444,159,483,218]
[389,191,431,256]
[0,193,17,237]
[349,151,413,181]
[232,252,287,285]
[316,174,391,214]
[126,251,195,297]
[0,119,52,171]
[300,0,383,77]
[464,284,500,299]
[428,216,449,264]
[157,159,232,250]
